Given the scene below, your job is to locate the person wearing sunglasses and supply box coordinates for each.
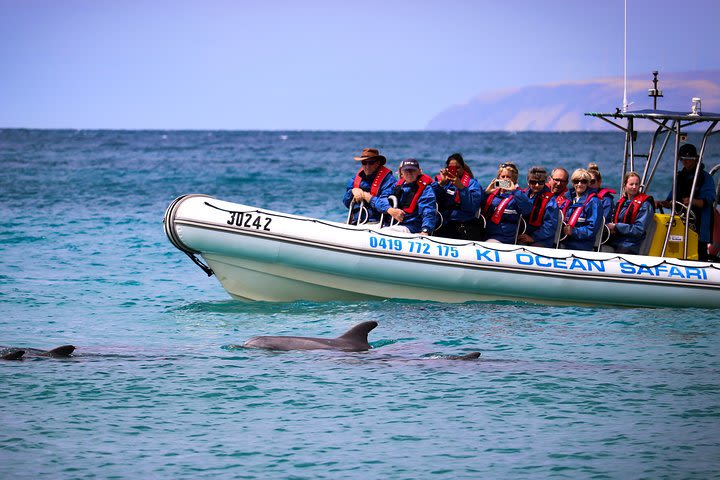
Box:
[433,153,484,240]
[343,148,397,224]
[560,168,601,251]
[547,168,572,214]
[587,163,616,222]
[606,171,655,254]
[375,158,437,235]
[481,162,532,243]
[517,166,558,247]
[655,143,716,261]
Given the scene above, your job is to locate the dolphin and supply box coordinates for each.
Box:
[0,345,75,360]
[243,321,378,352]
[445,352,481,360]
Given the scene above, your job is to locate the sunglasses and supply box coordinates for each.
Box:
[573,179,589,185]
[590,179,597,185]
[552,177,568,184]
[361,159,378,166]
[499,162,518,171]
[528,180,544,186]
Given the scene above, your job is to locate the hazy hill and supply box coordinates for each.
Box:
[426,71,720,131]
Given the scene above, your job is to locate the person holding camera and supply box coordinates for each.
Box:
[433,153,485,240]
[482,162,532,243]
[343,148,397,224]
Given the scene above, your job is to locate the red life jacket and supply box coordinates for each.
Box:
[527,190,554,227]
[453,173,472,203]
[353,166,392,196]
[613,193,651,224]
[555,195,571,214]
[567,193,597,228]
[483,189,515,225]
[434,172,472,204]
[396,174,433,214]
[597,188,616,199]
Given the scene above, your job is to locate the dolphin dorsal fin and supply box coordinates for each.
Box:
[1,350,25,360]
[338,321,378,341]
[47,345,75,357]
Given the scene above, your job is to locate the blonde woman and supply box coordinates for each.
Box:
[560,168,601,251]
[481,162,532,243]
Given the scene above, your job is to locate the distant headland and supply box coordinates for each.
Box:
[426,70,720,131]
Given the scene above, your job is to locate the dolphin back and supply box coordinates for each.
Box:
[0,345,75,359]
[243,321,378,352]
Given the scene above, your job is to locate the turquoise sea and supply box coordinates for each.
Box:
[1,129,719,479]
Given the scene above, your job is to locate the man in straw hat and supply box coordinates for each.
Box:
[343,148,396,224]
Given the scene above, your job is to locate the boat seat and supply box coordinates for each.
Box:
[637,214,658,256]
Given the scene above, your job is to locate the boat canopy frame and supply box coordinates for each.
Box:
[585,106,720,259]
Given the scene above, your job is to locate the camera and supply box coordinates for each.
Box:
[446,165,458,177]
[495,179,512,189]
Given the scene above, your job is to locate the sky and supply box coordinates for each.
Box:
[1,0,718,130]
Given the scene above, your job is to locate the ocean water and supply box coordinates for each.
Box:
[1,129,719,479]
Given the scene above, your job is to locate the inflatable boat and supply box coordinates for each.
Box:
[164,73,720,308]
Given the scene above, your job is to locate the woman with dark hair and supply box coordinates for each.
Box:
[433,153,484,240]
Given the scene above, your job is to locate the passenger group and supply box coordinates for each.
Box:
[344,145,715,258]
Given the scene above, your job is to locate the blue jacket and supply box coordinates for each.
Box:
[609,195,654,254]
[343,168,397,223]
[483,189,533,244]
[589,187,615,222]
[434,177,484,223]
[665,165,716,243]
[519,187,559,248]
[375,177,438,233]
[562,191,601,251]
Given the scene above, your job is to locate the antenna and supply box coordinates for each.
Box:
[648,71,663,110]
[622,0,628,112]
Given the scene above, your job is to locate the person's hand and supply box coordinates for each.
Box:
[607,222,617,233]
[351,188,365,202]
[452,175,464,189]
[418,231,429,236]
[387,207,405,223]
[517,233,534,244]
[563,225,573,236]
[486,179,498,193]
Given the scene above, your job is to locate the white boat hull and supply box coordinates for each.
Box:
[164,195,720,308]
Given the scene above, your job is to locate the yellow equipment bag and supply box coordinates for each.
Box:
[647,213,699,260]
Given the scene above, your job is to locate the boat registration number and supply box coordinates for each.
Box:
[369,235,459,257]
[227,211,272,231]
